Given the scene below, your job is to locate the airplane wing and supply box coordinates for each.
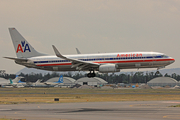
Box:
[52,45,100,70]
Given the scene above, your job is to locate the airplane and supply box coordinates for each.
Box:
[0,78,12,87]
[29,79,47,87]
[4,28,175,78]
[15,75,26,83]
[0,75,24,87]
[25,79,42,87]
[44,75,63,86]
[27,76,63,87]
[9,78,24,88]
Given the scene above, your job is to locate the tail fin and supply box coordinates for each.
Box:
[15,75,24,83]
[15,75,25,83]
[9,28,45,58]
[18,80,25,83]
[35,79,42,83]
[12,76,24,83]
[9,79,13,84]
[55,75,63,83]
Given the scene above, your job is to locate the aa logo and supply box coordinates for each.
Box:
[16,41,31,53]
[59,76,63,83]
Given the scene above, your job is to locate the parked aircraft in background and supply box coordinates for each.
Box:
[4,28,175,78]
[26,76,63,87]
[30,79,48,87]
[0,75,24,87]
[44,75,63,86]
[9,78,24,88]
[25,79,42,87]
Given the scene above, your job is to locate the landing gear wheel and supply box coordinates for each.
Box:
[87,71,96,78]
[156,71,160,74]
[92,73,95,77]
[87,73,91,78]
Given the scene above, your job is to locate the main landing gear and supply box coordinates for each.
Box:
[155,70,160,74]
[87,70,96,78]
[155,67,161,75]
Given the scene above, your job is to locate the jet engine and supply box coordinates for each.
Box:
[99,64,120,73]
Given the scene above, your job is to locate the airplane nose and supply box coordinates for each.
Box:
[170,58,175,63]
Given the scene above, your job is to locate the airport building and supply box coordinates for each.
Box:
[75,77,107,86]
[147,77,178,87]
[46,77,76,87]
[0,77,7,81]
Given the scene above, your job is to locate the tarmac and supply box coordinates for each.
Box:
[0,101,180,120]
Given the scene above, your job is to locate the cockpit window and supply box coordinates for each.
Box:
[161,55,169,58]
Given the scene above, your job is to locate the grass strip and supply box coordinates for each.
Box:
[170,104,180,107]
[0,88,180,104]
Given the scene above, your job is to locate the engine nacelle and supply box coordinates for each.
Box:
[99,64,120,73]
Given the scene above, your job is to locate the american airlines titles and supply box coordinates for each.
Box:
[117,53,142,58]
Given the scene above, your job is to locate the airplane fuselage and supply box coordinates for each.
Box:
[16,52,175,72]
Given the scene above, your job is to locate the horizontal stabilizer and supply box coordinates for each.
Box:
[4,57,27,62]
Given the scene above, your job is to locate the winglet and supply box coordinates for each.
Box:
[52,45,66,59]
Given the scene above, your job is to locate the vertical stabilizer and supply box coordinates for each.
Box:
[55,75,63,83]
[9,79,13,84]
[12,76,24,83]
[9,28,45,58]
[35,79,42,83]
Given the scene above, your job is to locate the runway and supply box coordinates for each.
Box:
[0,101,180,120]
[1,92,180,95]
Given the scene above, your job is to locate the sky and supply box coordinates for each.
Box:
[0,0,180,74]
